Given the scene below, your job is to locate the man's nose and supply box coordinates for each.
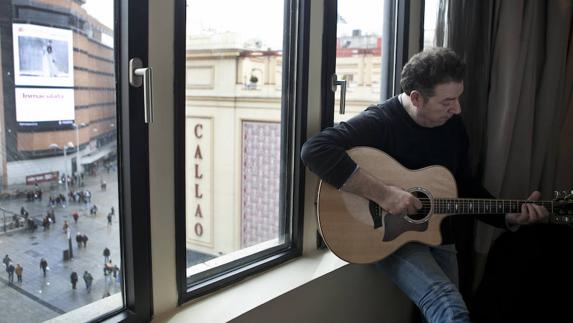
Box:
[451,100,461,115]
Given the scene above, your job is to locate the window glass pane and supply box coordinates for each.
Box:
[185,0,286,278]
[0,0,122,321]
[423,0,442,49]
[334,0,384,123]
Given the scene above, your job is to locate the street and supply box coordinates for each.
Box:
[0,168,121,323]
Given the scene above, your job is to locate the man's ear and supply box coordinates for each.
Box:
[409,90,424,108]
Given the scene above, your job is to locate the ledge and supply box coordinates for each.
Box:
[151,250,348,323]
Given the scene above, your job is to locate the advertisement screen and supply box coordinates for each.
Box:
[15,88,75,126]
[12,23,75,128]
[12,23,74,87]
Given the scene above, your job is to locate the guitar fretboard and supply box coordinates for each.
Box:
[433,199,552,214]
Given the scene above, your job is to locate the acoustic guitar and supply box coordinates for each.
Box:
[316,147,573,264]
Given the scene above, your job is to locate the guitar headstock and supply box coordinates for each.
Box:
[551,190,573,226]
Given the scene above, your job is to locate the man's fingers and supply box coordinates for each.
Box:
[528,190,542,201]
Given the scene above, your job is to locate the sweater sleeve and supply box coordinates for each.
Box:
[301,107,387,188]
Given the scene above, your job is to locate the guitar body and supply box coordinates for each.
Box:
[317,147,458,264]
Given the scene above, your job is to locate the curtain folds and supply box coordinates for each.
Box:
[437,0,573,301]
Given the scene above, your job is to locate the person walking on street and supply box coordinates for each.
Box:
[103,247,110,263]
[76,232,83,248]
[72,211,79,223]
[15,264,23,283]
[7,263,15,283]
[70,271,78,289]
[40,258,48,277]
[2,255,11,270]
[63,220,69,234]
[82,233,89,247]
[107,213,112,226]
[83,271,93,292]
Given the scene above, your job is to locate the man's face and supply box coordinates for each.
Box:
[415,81,463,127]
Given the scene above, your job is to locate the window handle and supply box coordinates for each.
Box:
[129,58,154,124]
[331,74,347,115]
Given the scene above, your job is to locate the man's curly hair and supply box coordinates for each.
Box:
[400,47,465,99]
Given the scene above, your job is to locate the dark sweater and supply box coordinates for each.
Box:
[301,96,506,243]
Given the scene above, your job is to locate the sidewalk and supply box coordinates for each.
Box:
[0,169,122,323]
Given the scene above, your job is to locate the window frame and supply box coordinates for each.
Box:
[320,0,410,130]
[102,0,154,321]
[1,0,153,321]
[173,0,310,303]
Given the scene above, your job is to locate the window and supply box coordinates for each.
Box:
[323,0,409,129]
[423,0,444,49]
[331,0,384,123]
[175,0,308,300]
[0,0,152,321]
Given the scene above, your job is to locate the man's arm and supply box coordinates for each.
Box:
[340,166,422,216]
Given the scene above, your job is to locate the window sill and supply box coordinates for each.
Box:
[152,250,347,322]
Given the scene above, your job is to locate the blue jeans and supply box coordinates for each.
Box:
[377,243,471,323]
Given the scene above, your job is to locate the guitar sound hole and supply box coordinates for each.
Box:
[408,190,431,221]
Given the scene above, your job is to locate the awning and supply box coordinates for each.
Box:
[80,145,116,165]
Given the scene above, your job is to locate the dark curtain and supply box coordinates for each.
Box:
[435,0,573,322]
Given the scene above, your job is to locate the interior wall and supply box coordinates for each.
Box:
[231,264,417,323]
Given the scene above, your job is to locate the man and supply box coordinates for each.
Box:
[301,47,548,323]
[7,263,15,284]
[70,271,78,289]
[39,258,48,277]
[83,271,93,293]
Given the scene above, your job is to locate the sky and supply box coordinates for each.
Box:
[80,0,438,50]
[81,0,114,29]
[185,0,387,49]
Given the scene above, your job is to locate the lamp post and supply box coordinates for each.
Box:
[73,123,86,184]
[49,142,73,207]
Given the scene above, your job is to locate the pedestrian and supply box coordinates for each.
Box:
[76,232,82,248]
[104,260,113,277]
[103,247,110,263]
[2,254,11,270]
[42,216,50,230]
[111,206,115,215]
[107,213,112,226]
[63,220,69,234]
[82,233,89,247]
[7,263,15,283]
[70,271,78,289]
[39,258,48,277]
[48,209,56,224]
[15,264,23,283]
[72,211,79,223]
[83,271,93,292]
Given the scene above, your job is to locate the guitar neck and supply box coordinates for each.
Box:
[434,198,552,215]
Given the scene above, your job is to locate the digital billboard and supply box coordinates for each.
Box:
[12,23,75,128]
[12,23,74,87]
